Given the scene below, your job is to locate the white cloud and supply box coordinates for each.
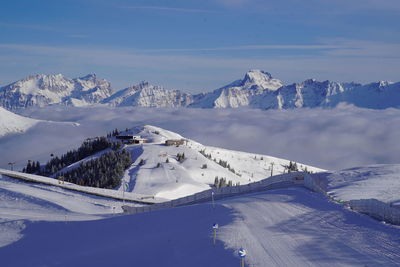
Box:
[215,0,254,7]
[214,0,400,14]
[0,22,59,32]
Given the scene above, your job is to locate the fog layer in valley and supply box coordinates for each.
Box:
[2,104,399,171]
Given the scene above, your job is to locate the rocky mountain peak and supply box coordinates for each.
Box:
[241,69,283,91]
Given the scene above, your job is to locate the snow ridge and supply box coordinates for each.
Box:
[1,71,399,110]
[102,81,193,107]
[0,74,113,109]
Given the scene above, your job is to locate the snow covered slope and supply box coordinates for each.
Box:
[1,187,399,266]
[102,81,193,107]
[40,124,322,200]
[0,107,39,136]
[0,174,128,222]
[0,74,113,109]
[315,164,400,205]
[111,125,324,200]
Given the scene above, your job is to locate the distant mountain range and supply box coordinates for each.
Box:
[1,70,399,110]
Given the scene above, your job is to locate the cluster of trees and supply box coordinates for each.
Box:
[199,149,236,174]
[22,160,41,174]
[25,137,120,176]
[213,176,239,188]
[107,129,120,137]
[57,150,132,189]
[199,149,212,159]
[217,159,236,174]
[107,128,133,138]
[281,161,301,173]
[282,161,299,173]
[281,161,312,174]
[176,153,185,163]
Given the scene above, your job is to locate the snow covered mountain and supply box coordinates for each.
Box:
[190,72,400,109]
[190,70,284,108]
[257,79,358,109]
[1,71,399,110]
[102,81,193,107]
[0,107,39,136]
[325,81,400,109]
[0,74,113,109]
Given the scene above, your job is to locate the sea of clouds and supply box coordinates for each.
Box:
[1,104,399,171]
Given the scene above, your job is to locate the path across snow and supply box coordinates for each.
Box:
[1,187,399,266]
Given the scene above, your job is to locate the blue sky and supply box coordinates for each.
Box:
[0,0,399,92]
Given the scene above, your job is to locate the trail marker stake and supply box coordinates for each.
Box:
[212,223,219,245]
[238,248,246,267]
[122,181,128,205]
[211,191,215,209]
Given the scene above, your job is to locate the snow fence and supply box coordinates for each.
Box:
[123,172,310,214]
[349,199,400,225]
[303,173,326,194]
[121,170,400,226]
[305,172,400,226]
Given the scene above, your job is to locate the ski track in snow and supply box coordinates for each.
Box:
[218,188,400,266]
[0,187,399,266]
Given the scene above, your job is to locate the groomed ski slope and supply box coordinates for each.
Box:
[1,187,399,267]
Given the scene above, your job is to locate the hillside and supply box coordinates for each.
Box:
[33,125,323,200]
[0,107,39,136]
[112,125,324,199]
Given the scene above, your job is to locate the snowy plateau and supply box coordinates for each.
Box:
[0,115,400,266]
[1,70,399,110]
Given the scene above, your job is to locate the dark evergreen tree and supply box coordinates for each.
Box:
[58,149,132,189]
[37,136,120,176]
[214,176,219,188]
